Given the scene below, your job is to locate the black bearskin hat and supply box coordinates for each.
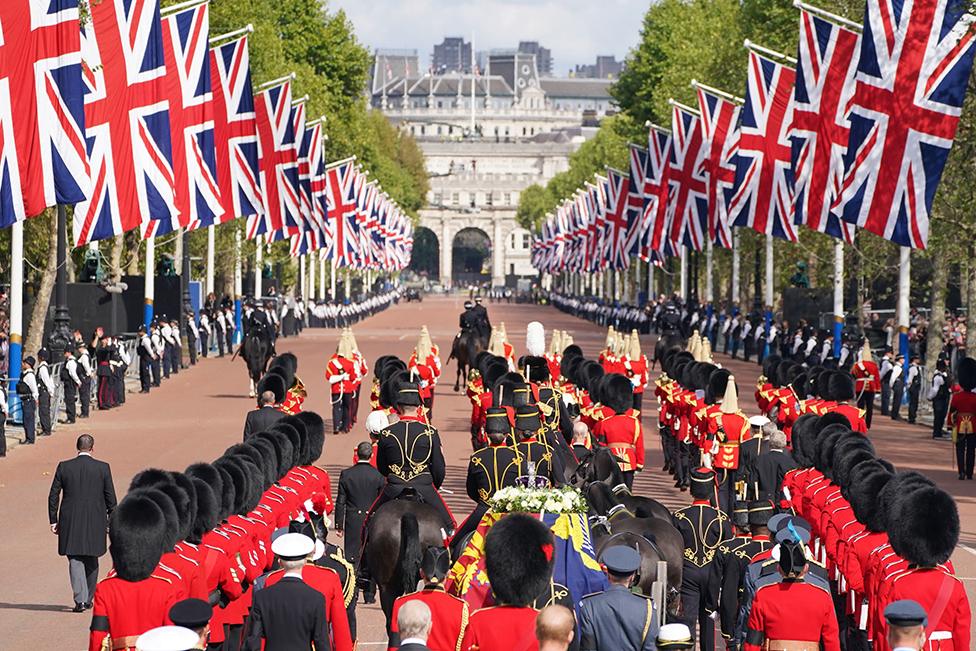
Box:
[250,436,284,481]
[818,410,853,432]
[827,371,856,401]
[889,486,959,567]
[135,487,181,551]
[129,468,173,492]
[380,358,408,384]
[227,455,262,513]
[958,357,976,391]
[484,360,509,389]
[373,355,398,379]
[776,361,798,388]
[559,354,582,384]
[523,356,550,384]
[156,479,194,542]
[834,446,876,493]
[579,361,605,394]
[692,363,718,392]
[294,411,325,465]
[261,429,295,479]
[485,514,555,607]
[603,374,634,414]
[275,418,306,467]
[880,471,934,535]
[170,472,198,530]
[562,344,583,360]
[762,355,782,383]
[188,477,218,544]
[109,493,166,582]
[847,460,893,533]
[270,352,298,384]
[706,368,732,405]
[227,442,273,487]
[814,424,851,475]
[790,372,808,395]
[213,456,248,515]
[668,351,694,376]
[256,373,287,403]
[813,368,832,400]
[789,414,820,467]
[186,462,230,521]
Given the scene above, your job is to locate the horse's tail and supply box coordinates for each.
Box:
[396,512,422,596]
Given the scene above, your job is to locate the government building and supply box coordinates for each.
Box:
[371,44,616,289]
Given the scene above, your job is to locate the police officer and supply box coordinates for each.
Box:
[61,347,81,424]
[334,441,383,598]
[471,297,491,340]
[149,323,163,386]
[36,348,54,436]
[77,343,93,418]
[17,356,39,444]
[906,355,922,424]
[137,326,154,394]
[185,312,199,366]
[929,359,950,439]
[578,545,657,651]
[671,467,732,651]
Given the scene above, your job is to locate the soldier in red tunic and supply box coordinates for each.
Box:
[706,371,751,515]
[89,493,182,651]
[389,547,469,651]
[326,331,359,435]
[851,342,881,428]
[625,330,649,413]
[826,371,868,434]
[947,357,976,480]
[462,514,555,651]
[409,326,442,417]
[593,374,645,489]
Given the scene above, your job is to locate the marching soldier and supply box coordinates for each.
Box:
[36,348,54,436]
[716,502,752,648]
[326,331,358,435]
[388,548,469,651]
[625,330,649,412]
[827,370,868,433]
[706,372,750,514]
[579,545,658,651]
[671,467,732,651]
[593,374,645,489]
[719,501,774,649]
[334,441,384,598]
[408,326,441,417]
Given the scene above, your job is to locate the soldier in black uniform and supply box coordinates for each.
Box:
[471,297,491,340]
[718,500,774,650]
[459,301,479,332]
[334,441,383,602]
[373,382,453,531]
[671,467,732,651]
[514,404,564,486]
[308,523,358,641]
[579,545,658,651]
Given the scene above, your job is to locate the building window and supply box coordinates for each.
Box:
[433,193,442,205]
[504,192,512,205]
[470,193,476,208]
[420,125,426,136]
[486,192,493,207]
[522,233,530,248]
[437,125,442,135]
[510,233,517,249]
[452,192,460,205]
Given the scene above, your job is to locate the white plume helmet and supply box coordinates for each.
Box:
[688,330,702,361]
[488,327,505,356]
[721,375,739,414]
[416,325,433,358]
[526,321,546,356]
[337,330,355,357]
[628,330,642,360]
[365,409,390,435]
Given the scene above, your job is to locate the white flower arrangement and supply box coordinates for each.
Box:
[488,485,587,514]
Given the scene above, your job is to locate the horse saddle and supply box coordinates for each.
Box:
[386,484,427,504]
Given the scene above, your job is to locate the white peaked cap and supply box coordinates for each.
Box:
[271,532,315,559]
[136,626,200,651]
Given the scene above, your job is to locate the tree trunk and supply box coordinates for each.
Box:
[125,232,141,275]
[967,246,976,356]
[24,209,58,356]
[926,254,948,377]
[108,234,124,284]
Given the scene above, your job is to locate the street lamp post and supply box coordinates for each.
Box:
[752,240,763,315]
[48,204,73,359]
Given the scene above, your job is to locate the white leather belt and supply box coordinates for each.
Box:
[928,631,952,641]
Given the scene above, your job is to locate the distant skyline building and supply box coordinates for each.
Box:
[573,55,624,79]
[517,41,552,76]
[432,36,472,74]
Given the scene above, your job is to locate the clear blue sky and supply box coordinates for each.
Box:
[326,0,646,75]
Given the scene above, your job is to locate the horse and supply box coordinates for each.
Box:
[448,328,485,392]
[573,447,672,521]
[362,499,447,631]
[241,328,272,397]
[585,482,684,617]
[652,335,685,371]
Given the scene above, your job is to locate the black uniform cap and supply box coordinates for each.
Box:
[600,544,641,575]
[395,381,422,407]
[884,599,928,628]
[514,405,541,432]
[485,407,512,435]
[747,500,774,526]
[169,598,212,629]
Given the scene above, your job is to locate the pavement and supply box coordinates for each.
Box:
[0,295,972,650]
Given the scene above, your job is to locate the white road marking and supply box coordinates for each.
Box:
[960,544,976,558]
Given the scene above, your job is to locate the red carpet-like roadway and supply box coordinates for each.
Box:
[0,295,973,650]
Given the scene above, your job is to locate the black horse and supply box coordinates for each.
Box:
[653,337,686,371]
[573,447,672,521]
[241,328,272,397]
[362,499,447,631]
[585,482,683,616]
[448,329,486,392]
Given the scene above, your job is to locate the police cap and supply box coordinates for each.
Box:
[599,544,641,575]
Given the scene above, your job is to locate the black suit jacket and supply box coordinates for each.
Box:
[335,461,384,559]
[243,406,285,440]
[398,643,432,651]
[244,576,329,651]
[48,454,117,557]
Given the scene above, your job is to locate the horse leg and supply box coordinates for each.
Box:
[379,585,397,635]
[249,378,255,398]
[454,363,462,393]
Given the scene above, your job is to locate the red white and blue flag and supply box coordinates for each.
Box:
[730,51,799,241]
[625,144,647,258]
[643,126,673,258]
[666,104,708,252]
[0,0,89,227]
[74,0,178,246]
[833,0,976,248]
[324,159,360,267]
[604,167,631,270]
[250,79,300,239]
[791,9,858,243]
[209,34,261,223]
[160,3,222,234]
[696,87,740,248]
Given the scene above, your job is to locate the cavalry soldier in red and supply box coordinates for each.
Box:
[389,547,469,651]
[88,493,182,651]
[462,514,555,651]
[852,342,881,428]
[948,357,976,480]
[325,331,359,435]
[593,374,645,489]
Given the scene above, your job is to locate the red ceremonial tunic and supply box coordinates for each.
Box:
[326,355,357,396]
[389,586,469,651]
[88,572,181,651]
[264,565,353,651]
[852,360,881,393]
[624,355,649,395]
[874,568,970,651]
[545,353,562,383]
[710,410,750,470]
[462,605,539,651]
[832,403,868,433]
[409,352,441,400]
[947,389,976,440]
[593,410,645,472]
[280,376,307,414]
[744,579,840,651]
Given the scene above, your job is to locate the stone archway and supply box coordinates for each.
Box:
[452,227,492,286]
[408,226,439,280]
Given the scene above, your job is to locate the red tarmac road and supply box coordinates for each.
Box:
[0,295,973,650]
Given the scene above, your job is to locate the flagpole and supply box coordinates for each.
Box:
[690,79,744,104]
[731,230,741,306]
[299,254,306,304]
[680,247,688,301]
[319,255,326,301]
[897,247,911,367]
[206,225,215,297]
[9,220,24,416]
[308,254,315,302]
[234,228,242,344]
[254,234,263,298]
[330,261,337,302]
[256,72,296,93]
[160,0,207,16]
[667,98,700,116]
[743,39,798,65]
[209,24,253,46]
[792,0,862,30]
[647,259,655,302]
[144,235,155,328]
[705,238,714,304]
[833,240,844,357]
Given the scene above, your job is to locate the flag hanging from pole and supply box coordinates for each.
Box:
[666,103,708,252]
[643,126,673,258]
[696,87,740,249]
[250,78,300,239]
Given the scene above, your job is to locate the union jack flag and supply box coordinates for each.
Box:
[643,126,673,257]
[730,51,798,241]
[696,87,740,248]
[250,79,300,239]
[625,144,647,258]
[324,160,360,267]
[833,0,976,249]
[667,104,708,252]
[791,10,858,243]
[290,99,312,234]
[209,34,261,223]
[75,0,178,246]
[0,0,89,226]
[160,3,222,233]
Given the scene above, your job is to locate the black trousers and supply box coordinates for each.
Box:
[162,344,172,377]
[63,382,77,422]
[0,414,6,455]
[957,434,975,478]
[22,397,36,443]
[215,329,225,356]
[199,331,208,357]
[79,378,91,417]
[907,384,920,423]
[932,397,949,438]
[632,392,643,413]
[114,368,126,404]
[38,388,51,435]
[187,336,197,365]
[169,344,180,374]
[880,381,891,415]
[680,563,718,651]
[891,380,904,419]
[622,470,635,490]
[857,392,875,429]
[139,357,152,392]
[331,392,350,434]
[150,358,161,386]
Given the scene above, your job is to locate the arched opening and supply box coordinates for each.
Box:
[408,226,439,280]
[452,227,491,286]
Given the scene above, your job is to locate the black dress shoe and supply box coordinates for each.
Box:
[84,602,93,610]
[72,603,85,613]
[959,473,965,480]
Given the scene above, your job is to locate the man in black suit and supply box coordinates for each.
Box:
[396,600,433,651]
[335,441,384,602]
[243,390,285,440]
[47,434,117,612]
[244,534,330,651]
